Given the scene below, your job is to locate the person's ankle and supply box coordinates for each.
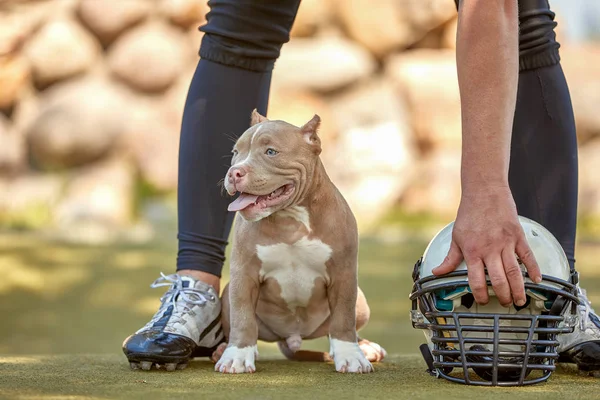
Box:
[177,270,221,293]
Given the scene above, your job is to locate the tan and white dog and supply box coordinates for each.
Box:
[214,110,386,374]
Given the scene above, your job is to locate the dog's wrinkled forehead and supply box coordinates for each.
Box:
[236,120,302,150]
[233,110,322,159]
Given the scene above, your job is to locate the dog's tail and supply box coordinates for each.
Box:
[278,335,332,362]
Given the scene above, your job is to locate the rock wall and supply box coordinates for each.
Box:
[1,0,599,236]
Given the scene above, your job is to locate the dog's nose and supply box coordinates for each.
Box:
[232,168,245,179]
[228,167,246,184]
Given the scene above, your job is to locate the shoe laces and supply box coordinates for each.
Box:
[151,273,216,325]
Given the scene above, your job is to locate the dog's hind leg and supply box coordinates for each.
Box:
[211,342,228,363]
[356,287,387,362]
[357,339,387,362]
[280,287,384,363]
[356,287,370,331]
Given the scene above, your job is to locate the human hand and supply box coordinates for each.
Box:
[432,186,542,307]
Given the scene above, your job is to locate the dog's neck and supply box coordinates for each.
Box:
[293,157,332,211]
[261,158,332,231]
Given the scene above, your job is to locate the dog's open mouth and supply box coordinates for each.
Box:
[227,184,295,212]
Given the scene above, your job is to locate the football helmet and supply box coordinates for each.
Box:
[410,216,580,386]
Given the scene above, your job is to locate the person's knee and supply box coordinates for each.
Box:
[518,0,561,71]
[199,0,301,72]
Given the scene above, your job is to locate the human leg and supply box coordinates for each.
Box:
[509,1,600,372]
[122,0,301,370]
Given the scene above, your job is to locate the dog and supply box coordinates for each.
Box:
[213,110,386,374]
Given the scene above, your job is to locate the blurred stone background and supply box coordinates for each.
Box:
[2,0,600,366]
[0,0,599,241]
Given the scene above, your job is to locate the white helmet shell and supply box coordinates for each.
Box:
[418,215,571,292]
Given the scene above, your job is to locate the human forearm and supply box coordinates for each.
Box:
[435,1,542,305]
[456,0,519,193]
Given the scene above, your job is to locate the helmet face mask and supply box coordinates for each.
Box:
[410,217,580,386]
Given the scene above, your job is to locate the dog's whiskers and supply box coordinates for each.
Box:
[223,132,239,144]
[217,178,228,196]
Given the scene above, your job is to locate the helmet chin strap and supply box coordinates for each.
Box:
[467,344,531,382]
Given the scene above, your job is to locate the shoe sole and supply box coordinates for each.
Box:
[560,341,600,374]
[126,342,224,371]
[129,360,189,371]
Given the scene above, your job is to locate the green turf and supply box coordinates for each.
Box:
[1,354,599,400]
[1,203,600,398]
[0,229,429,356]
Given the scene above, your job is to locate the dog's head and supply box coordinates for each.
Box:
[224,109,322,222]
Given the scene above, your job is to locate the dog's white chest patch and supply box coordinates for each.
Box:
[257,237,332,309]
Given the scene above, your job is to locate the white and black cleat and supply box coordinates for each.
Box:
[165,363,177,372]
[140,361,153,371]
[123,273,225,371]
[128,360,189,372]
[558,286,600,372]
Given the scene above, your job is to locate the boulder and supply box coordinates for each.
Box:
[334,0,456,57]
[54,159,135,234]
[0,0,52,55]
[290,0,333,37]
[322,79,416,231]
[268,89,338,149]
[161,66,196,124]
[410,23,446,49]
[25,77,130,170]
[327,78,406,132]
[0,54,30,110]
[108,21,191,93]
[273,34,376,92]
[560,45,600,143]
[122,99,180,192]
[10,88,40,137]
[399,149,461,216]
[578,139,600,216]
[187,26,204,56]
[325,123,416,232]
[24,17,101,87]
[159,0,209,29]
[0,114,25,175]
[386,49,461,153]
[442,16,458,49]
[77,0,151,46]
[0,3,43,110]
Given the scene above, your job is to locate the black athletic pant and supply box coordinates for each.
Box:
[176,0,578,276]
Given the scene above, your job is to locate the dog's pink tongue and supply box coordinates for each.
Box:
[228,193,259,212]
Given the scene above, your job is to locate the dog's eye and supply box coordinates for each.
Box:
[265,148,278,156]
[232,149,238,156]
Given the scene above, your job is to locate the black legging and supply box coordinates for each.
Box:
[510,63,578,271]
[176,0,578,277]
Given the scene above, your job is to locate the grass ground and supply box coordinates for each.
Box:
[1,204,600,399]
[1,354,599,400]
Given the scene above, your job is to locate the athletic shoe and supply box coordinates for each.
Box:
[122,273,224,371]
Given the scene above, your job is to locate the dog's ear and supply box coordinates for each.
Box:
[250,109,268,126]
[300,114,322,155]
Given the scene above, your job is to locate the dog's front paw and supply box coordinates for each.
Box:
[214,345,258,374]
[330,338,373,373]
